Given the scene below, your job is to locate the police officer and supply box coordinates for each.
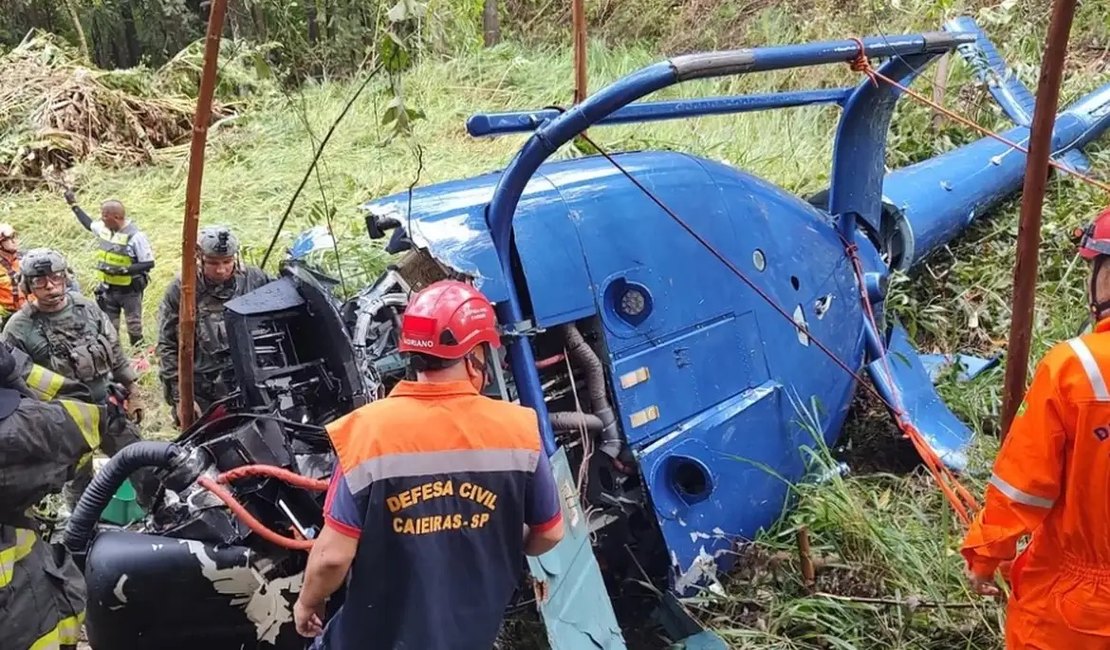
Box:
[157,225,270,427]
[64,189,155,346]
[1,248,140,509]
[0,339,143,650]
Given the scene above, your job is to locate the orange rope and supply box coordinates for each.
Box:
[843,241,979,524]
[198,475,315,551]
[218,464,330,491]
[847,37,1110,194]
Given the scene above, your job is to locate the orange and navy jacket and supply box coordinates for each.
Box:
[319,379,562,650]
[0,253,23,314]
[962,317,1110,627]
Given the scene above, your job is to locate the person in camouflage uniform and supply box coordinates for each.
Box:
[0,340,147,650]
[1,249,140,510]
[157,225,271,427]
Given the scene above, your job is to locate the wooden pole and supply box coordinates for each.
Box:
[1000,0,1078,438]
[178,0,228,429]
[572,0,587,104]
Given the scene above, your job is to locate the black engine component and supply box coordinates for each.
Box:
[224,262,368,424]
[84,531,311,650]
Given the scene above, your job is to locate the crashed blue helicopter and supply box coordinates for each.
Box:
[69,16,1110,650]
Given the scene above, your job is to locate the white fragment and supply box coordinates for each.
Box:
[180,540,301,643]
[113,574,129,604]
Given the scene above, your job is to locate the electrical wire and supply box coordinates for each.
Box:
[197,475,315,551]
[260,60,387,269]
[218,464,330,491]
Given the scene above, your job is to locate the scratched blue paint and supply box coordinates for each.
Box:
[356,20,1110,644]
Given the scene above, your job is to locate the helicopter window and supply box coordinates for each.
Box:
[790,275,800,291]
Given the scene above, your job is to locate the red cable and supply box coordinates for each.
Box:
[218,464,330,491]
[197,475,315,551]
[535,353,567,370]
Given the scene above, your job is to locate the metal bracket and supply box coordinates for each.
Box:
[499,319,544,339]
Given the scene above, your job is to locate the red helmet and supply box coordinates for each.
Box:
[1077,206,1110,260]
[398,280,501,359]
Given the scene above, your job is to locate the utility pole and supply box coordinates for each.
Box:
[178,0,228,430]
[1000,0,1078,438]
[572,0,587,103]
[483,0,501,46]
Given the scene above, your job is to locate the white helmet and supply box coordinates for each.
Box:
[0,223,16,240]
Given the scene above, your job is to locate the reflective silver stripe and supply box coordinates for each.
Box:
[989,473,1055,508]
[345,448,540,495]
[59,399,101,450]
[1068,338,1110,401]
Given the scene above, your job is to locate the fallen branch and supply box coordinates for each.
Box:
[813,592,981,609]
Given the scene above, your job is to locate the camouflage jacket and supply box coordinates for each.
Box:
[156,266,272,408]
[0,292,136,404]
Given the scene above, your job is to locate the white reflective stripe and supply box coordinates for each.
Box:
[1068,338,1110,401]
[989,473,1055,509]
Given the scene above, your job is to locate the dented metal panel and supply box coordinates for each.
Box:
[527,447,626,649]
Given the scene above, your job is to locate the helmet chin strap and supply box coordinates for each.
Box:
[1089,256,1110,320]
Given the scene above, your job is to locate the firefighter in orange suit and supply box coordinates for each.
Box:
[0,223,24,319]
[961,205,1110,649]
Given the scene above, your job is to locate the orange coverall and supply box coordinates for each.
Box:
[962,318,1110,649]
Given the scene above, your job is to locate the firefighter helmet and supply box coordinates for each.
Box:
[1076,206,1110,260]
[398,280,501,360]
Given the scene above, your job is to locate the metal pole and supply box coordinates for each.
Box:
[572,0,587,104]
[1000,0,1078,438]
[178,0,228,429]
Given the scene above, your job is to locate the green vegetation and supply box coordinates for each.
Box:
[2,0,1109,647]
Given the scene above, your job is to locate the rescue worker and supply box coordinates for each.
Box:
[0,340,144,650]
[157,225,270,427]
[1,248,140,510]
[293,280,565,649]
[64,189,154,346]
[0,223,25,320]
[961,205,1110,648]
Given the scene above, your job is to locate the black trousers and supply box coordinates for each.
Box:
[97,285,144,346]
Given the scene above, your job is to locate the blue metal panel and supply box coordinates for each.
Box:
[634,381,791,595]
[527,447,626,649]
[946,16,1036,126]
[828,53,942,237]
[612,313,767,447]
[466,88,852,137]
[866,322,973,470]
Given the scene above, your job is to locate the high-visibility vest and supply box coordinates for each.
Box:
[95,222,139,286]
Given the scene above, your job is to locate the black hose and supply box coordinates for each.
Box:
[561,324,622,457]
[549,411,603,433]
[64,441,183,557]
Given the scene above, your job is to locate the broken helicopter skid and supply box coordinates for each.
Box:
[63,16,1110,650]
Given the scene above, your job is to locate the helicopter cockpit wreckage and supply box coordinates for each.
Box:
[61,16,1110,650]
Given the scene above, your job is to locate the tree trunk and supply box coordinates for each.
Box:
[118,0,141,67]
[63,0,90,62]
[482,0,500,47]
